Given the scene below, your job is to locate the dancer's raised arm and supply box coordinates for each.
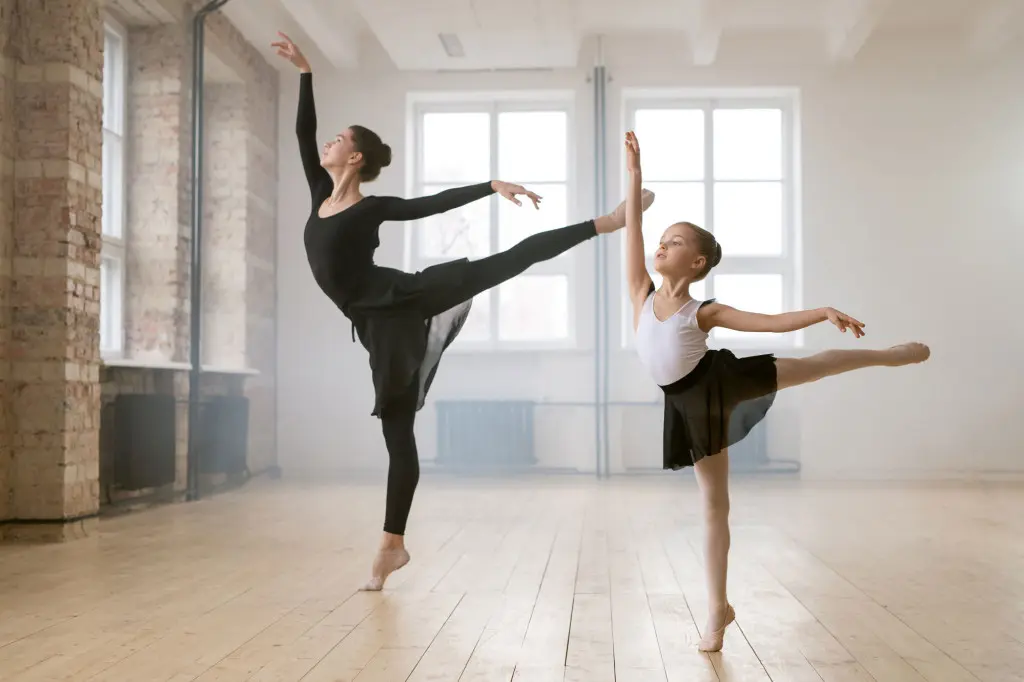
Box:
[625,131,654,327]
[377,181,542,222]
[272,32,330,199]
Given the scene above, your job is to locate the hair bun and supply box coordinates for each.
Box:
[713,242,723,267]
[381,143,392,168]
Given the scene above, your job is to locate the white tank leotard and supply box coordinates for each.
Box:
[634,292,709,386]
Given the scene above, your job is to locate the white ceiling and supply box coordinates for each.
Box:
[218,0,1022,71]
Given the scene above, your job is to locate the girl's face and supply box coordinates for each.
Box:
[653,223,706,277]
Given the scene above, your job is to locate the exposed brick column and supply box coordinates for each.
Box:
[1,0,16,521]
[203,82,247,369]
[125,23,192,363]
[5,0,103,540]
[244,69,278,474]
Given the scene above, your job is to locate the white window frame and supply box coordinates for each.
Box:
[406,92,578,351]
[620,88,802,351]
[101,17,128,358]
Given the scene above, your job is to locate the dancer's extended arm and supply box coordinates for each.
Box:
[377,183,496,221]
[699,304,866,337]
[378,180,543,222]
[624,132,653,328]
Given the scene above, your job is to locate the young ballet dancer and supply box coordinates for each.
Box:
[273,33,655,590]
[622,131,930,651]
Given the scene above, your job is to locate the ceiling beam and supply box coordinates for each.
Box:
[279,0,360,69]
[966,0,1024,58]
[826,0,890,63]
[685,0,721,66]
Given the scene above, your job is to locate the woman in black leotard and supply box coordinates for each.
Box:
[273,33,654,590]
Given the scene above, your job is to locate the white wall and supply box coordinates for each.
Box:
[277,31,1024,479]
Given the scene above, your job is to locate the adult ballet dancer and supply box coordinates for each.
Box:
[273,33,655,590]
[622,131,930,651]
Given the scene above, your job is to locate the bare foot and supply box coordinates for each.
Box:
[698,603,735,652]
[884,342,930,366]
[359,547,410,591]
[595,189,655,234]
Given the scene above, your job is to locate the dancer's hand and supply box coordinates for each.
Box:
[625,130,641,173]
[826,308,865,338]
[492,181,542,209]
[271,32,311,72]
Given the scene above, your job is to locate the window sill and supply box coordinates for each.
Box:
[101,357,260,376]
[102,357,191,371]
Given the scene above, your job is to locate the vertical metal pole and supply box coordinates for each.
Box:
[592,38,607,478]
[187,0,233,501]
[597,63,611,479]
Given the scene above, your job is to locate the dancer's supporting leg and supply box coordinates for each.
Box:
[422,191,654,316]
[693,449,735,653]
[361,383,419,591]
[775,342,930,390]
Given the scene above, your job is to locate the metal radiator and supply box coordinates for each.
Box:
[110,394,178,491]
[435,401,536,470]
[198,395,250,476]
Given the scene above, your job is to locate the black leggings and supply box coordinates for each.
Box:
[380,219,597,535]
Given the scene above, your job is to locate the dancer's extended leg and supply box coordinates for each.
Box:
[693,449,735,652]
[422,191,655,316]
[775,343,929,391]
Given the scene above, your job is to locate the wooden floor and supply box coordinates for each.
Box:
[1,475,1023,682]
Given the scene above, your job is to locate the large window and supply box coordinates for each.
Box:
[409,97,574,349]
[100,20,127,356]
[623,94,798,347]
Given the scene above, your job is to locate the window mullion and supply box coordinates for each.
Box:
[489,103,500,342]
[704,102,715,300]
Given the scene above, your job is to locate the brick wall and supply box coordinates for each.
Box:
[1,0,15,522]
[203,83,248,369]
[1,0,278,534]
[125,23,192,363]
[100,2,278,495]
[2,0,103,540]
[205,11,278,474]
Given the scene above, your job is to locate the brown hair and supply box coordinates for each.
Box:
[349,125,392,182]
[679,222,722,280]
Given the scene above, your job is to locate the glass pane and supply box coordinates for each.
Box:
[103,31,117,130]
[101,131,122,239]
[498,183,567,253]
[649,269,706,300]
[640,181,705,257]
[451,292,491,344]
[100,256,121,352]
[712,274,783,341]
[713,109,782,180]
[422,112,490,183]
[417,184,490,259]
[633,109,704,181]
[499,275,569,341]
[498,111,567,182]
[713,182,782,256]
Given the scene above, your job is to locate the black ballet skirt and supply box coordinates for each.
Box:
[660,339,779,470]
[345,260,478,417]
